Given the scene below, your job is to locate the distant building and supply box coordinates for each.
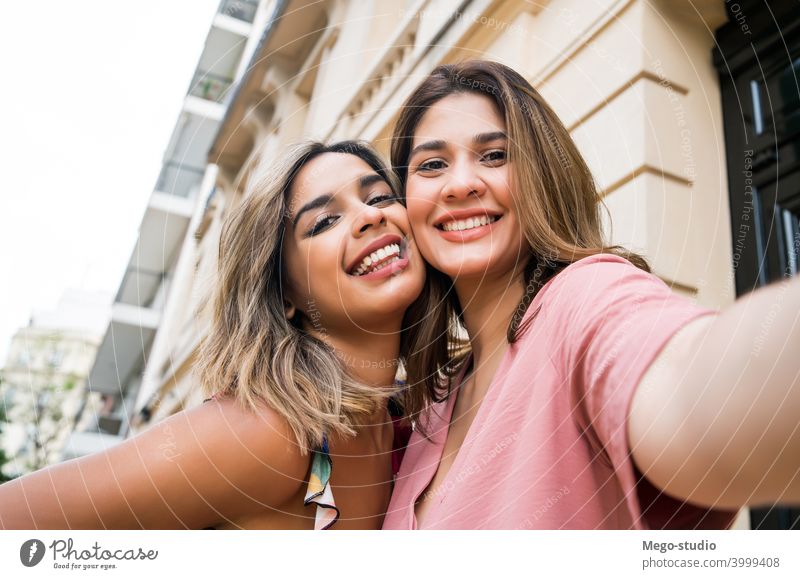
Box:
[0,289,110,477]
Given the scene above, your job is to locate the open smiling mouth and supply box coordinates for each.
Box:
[435,214,501,232]
[348,237,409,277]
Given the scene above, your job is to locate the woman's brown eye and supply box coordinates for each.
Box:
[418,160,446,172]
[307,215,338,237]
[484,150,506,162]
[368,194,398,206]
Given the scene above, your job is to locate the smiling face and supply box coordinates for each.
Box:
[404,92,527,282]
[282,152,424,336]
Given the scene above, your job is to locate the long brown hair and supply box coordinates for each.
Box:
[395,60,648,419]
[197,141,401,451]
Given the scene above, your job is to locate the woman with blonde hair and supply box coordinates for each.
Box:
[0,140,425,529]
[385,60,800,529]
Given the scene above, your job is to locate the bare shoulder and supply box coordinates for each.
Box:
[163,396,310,508]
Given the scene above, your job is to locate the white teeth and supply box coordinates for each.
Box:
[352,242,402,276]
[442,215,496,232]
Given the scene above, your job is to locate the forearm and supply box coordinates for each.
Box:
[0,458,128,529]
[671,275,800,507]
[0,474,52,529]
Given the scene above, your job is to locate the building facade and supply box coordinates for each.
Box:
[91,0,798,527]
[84,0,271,451]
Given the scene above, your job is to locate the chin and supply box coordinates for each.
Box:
[435,238,525,274]
[376,281,422,309]
[347,280,418,314]
[438,256,509,281]
[345,305,406,333]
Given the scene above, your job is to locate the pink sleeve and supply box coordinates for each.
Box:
[549,254,737,529]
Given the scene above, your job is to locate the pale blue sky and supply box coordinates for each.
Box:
[0,0,221,362]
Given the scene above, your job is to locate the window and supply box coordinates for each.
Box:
[714,0,800,529]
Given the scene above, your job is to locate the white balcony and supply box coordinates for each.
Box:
[88,304,160,397]
[114,194,192,311]
[193,23,247,104]
[188,70,236,106]
[154,161,206,199]
[160,112,221,184]
[217,0,259,24]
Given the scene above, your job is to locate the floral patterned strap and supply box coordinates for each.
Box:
[303,435,339,530]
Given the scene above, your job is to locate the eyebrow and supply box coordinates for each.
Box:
[359,173,386,190]
[408,131,508,161]
[292,193,333,228]
[291,173,388,228]
[408,139,446,160]
[473,131,507,145]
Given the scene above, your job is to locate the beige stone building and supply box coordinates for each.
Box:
[96,0,798,527]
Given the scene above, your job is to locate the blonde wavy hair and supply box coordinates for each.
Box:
[394,60,649,419]
[197,141,402,451]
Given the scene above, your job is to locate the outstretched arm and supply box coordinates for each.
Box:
[0,396,308,529]
[629,275,800,509]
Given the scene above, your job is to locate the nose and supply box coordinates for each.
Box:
[352,203,386,237]
[441,158,485,202]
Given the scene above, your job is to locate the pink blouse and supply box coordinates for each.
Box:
[383,255,738,529]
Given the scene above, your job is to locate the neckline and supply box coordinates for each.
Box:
[411,344,515,529]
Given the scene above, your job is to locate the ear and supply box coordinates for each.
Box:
[283,299,296,320]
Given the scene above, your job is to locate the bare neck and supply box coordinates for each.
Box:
[454,269,525,371]
[332,331,400,387]
[328,329,398,436]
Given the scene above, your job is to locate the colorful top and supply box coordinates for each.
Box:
[383,254,739,529]
[303,434,339,530]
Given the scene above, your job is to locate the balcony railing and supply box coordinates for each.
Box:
[117,268,172,310]
[189,69,235,104]
[155,161,204,198]
[204,185,217,212]
[218,0,258,23]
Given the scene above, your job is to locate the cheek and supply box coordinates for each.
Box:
[285,241,340,301]
[283,252,311,305]
[405,187,438,233]
[405,196,438,259]
[491,167,516,210]
[383,204,412,233]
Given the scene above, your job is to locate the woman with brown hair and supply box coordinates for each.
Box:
[0,140,425,529]
[385,60,800,529]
